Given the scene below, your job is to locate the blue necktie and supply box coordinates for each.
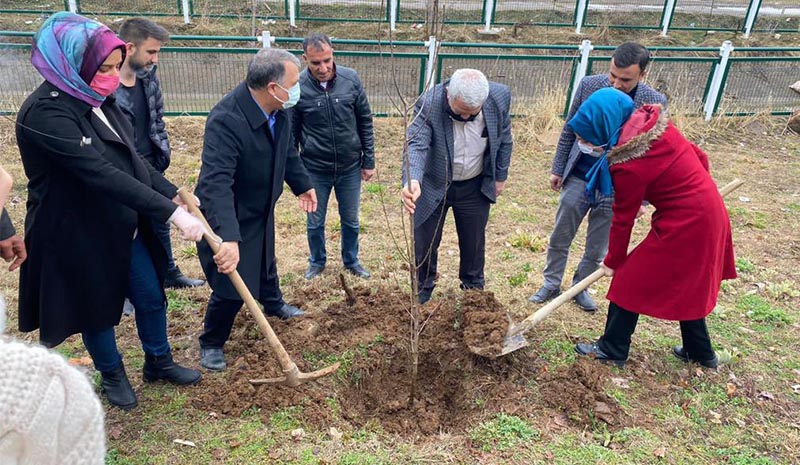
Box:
[268,113,276,140]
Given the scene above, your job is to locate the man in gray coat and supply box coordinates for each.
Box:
[401,68,512,304]
[529,42,667,312]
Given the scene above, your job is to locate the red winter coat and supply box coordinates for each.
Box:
[604,105,737,321]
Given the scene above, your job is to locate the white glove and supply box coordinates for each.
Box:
[169,208,205,241]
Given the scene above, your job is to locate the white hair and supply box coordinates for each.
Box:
[448,68,489,109]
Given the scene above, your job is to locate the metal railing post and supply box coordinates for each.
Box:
[568,39,593,112]
[390,0,398,31]
[483,0,495,33]
[261,31,273,48]
[67,0,78,13]
[289,0,297,28]
[743,0,762,38]
[574,0,588,34]
[181,0,191,24]
[424,36,438,93]
[660,0,676,36]
[703,41,734,121]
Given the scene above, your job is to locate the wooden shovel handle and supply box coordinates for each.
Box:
[177,188,298,374]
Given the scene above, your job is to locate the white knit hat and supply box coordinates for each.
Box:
[0,296,107,465]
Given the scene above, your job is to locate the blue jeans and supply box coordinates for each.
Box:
[82,234,171,373]
[306,167,362,269]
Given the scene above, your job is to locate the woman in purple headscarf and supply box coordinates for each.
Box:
[16,12,206,410]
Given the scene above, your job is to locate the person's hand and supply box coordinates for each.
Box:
[170,208,205,241]
[600,263,615,277]
[401,180,421,215]
[0,235,26,271]
[361,168,376,182]
[495,180,506,196]
[636,205,648,219]
[549,174,563,192]
[172,193,201,209]
[298,188,317,213]
[214,241,240,274]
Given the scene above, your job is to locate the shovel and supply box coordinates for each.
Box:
[470,178,745,358]
[177,189,340,386]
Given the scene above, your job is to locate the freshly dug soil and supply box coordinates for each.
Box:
[191,285,624,434]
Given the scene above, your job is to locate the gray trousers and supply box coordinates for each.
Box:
[542,176,613,290]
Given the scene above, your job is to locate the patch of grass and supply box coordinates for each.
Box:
[166,289,194,314]
[177,243,198,259]
[509,231,547,253]
[727,207,768,230]
[338,452,386,465]
[735,295,791,325]
[735,258,756,274]
[364,183,387,195]
[508,270,528,287]
[785,203,800,213]
[498,249,514,261]
[712,447,779,465]
[269,406,304,431]
[766,280,800,300]
[280,271,298,287]
[469,413,539,452]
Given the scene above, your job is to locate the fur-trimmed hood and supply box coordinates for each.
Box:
[607,104,669,166]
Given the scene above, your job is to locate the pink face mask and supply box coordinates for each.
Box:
[89,74,120,98]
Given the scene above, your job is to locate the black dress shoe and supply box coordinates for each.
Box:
[199,348,226,371]
[265,303,305,320]
[304,265,324,280]
[672,345,719,368]
[164,266,205,289]
[573,290,598,312]
[528,286,561,304]
[143,352,202,385]
[418,289,432,305]
[575,341,626,367]
[345,264,371,279]
[101,364,138,410]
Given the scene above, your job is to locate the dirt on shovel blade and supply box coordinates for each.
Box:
[462,289,511,357]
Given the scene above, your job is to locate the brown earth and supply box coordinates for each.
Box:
[191,284,624,435]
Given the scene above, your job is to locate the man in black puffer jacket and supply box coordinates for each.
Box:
[292,33,375,280]
[116,18,204,290]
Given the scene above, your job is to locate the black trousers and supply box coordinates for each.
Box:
[598,302,715,361]
[199,256,284,349]
[415,176,491,297]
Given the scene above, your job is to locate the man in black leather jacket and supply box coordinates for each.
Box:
[292,33,375,280]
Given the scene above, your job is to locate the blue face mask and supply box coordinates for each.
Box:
[274,82,301,109]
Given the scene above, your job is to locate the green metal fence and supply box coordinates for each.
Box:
[1,0,798,34]
[1,41,798,117]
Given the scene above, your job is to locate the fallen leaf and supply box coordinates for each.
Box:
[791,384,800,394]
[211,449,226,460]
[653,446,667,458]
[328,427,342,441]
[726,383,737,397]
[290,428,305,441]
[757,391,775,401]
[173,439,196,447]
[108,426,123,440]
[68,356,93,367]
[611,377,630,388]
[553,414,569,427]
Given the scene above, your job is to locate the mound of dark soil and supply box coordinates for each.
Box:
[191,286,624,434]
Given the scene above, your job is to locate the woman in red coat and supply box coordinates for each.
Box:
[570,88,736,368]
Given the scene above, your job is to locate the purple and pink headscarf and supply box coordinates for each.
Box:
[31,12,126,107]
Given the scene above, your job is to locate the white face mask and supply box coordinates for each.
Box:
[577,141,598,155]
[274,82,301,110]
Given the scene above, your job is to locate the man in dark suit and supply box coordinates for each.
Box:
[195,48,317,371]
[401,68,513,304]
[528,42,667,312]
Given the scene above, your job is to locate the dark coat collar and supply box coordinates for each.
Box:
[233,82,274,130]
